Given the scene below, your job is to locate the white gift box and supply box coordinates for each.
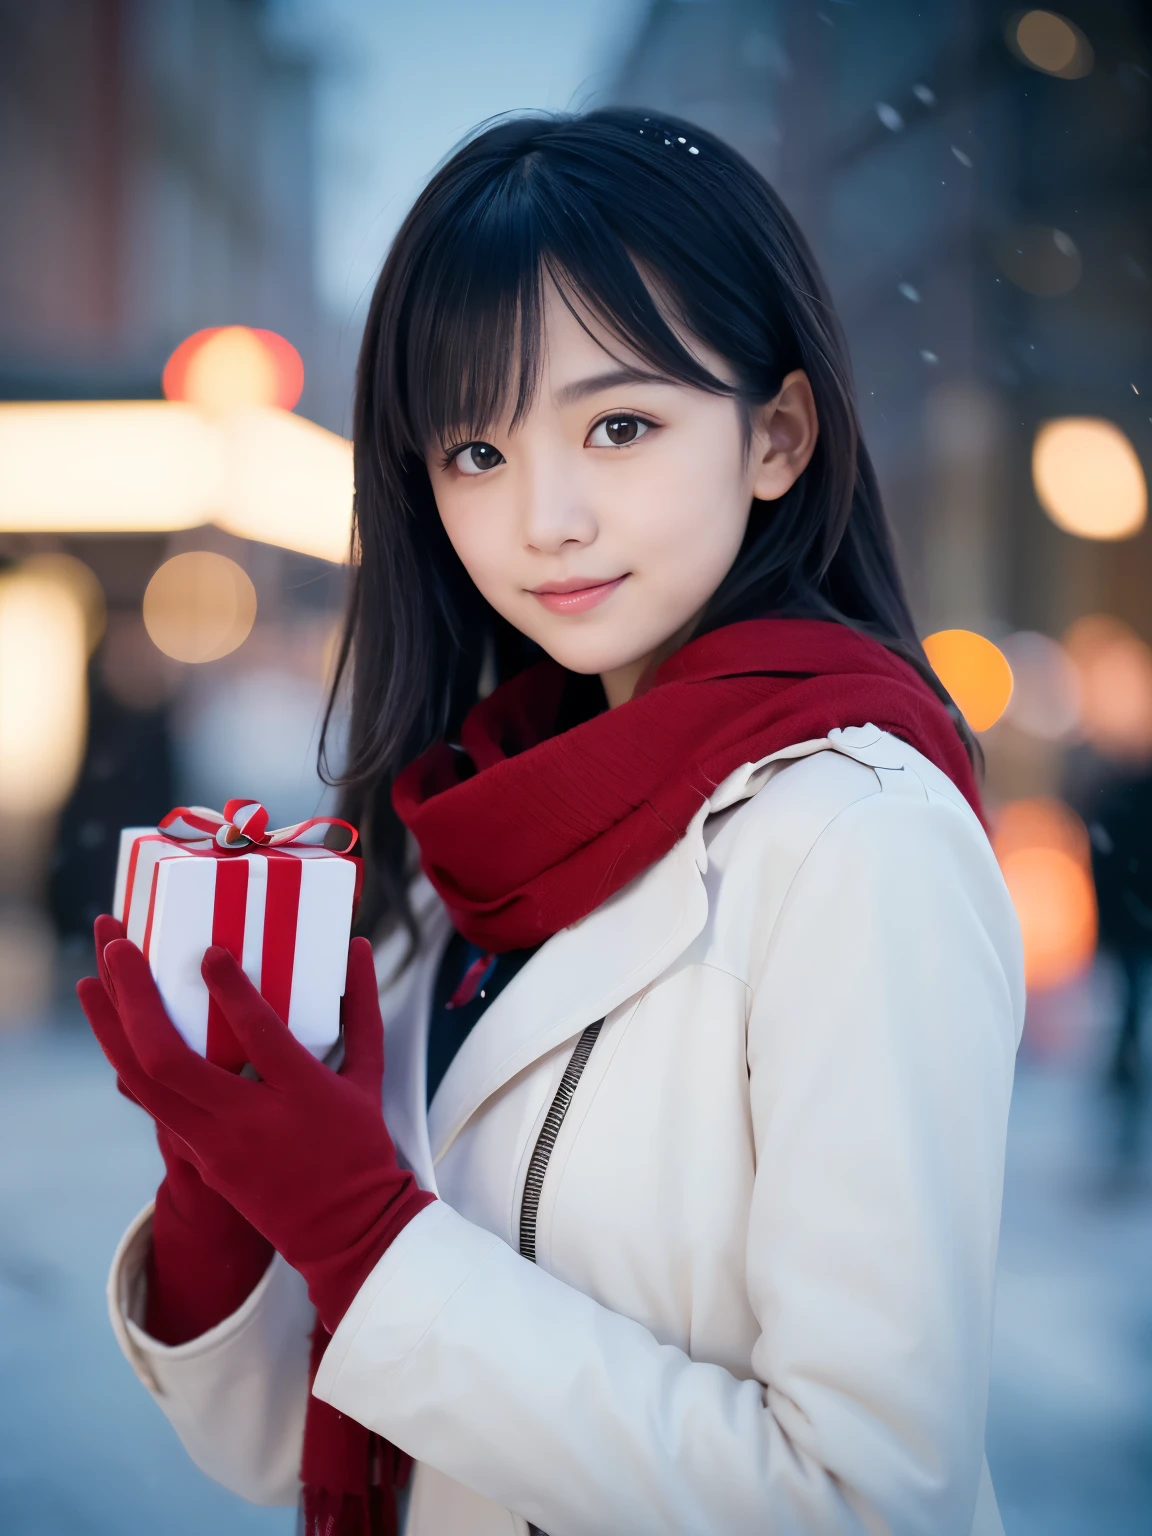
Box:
[112,821,359,1069]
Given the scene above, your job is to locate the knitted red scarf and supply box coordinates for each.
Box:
[393,618,980,952]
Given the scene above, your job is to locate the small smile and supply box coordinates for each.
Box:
[528,575,628,614]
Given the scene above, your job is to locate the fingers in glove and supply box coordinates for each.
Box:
[94,913,126,999]
[104,939,246,1111]
[201,945,320,1089]
[77,976,214,1141]
[339,937,385,1095]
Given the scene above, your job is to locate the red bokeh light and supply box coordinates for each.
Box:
[162,326,304,410]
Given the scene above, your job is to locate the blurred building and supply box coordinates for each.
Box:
[0,0,333,419]
[611,0,1152,663]
[0,1,345,1005]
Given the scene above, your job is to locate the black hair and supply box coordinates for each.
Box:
[321,108,974,946]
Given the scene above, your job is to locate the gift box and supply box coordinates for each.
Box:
[112,800,361,1070]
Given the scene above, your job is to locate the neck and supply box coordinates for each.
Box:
[599,611,706,708]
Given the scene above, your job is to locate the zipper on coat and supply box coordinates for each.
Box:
[518,1019,603,1264]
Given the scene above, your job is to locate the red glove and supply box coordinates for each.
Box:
[93,916,274,1344]
[146,1123,275,1343]
[79,932,434,1333]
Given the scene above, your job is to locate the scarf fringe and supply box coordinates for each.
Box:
[300,1485,398,1536]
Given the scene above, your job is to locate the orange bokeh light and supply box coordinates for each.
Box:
[923,629,1014,731]
[994,796,1089,866]
[1063,615,1152,763]
[163,326,304,411]
[993,797,1097,991]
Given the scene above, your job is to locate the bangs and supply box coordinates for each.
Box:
[398,150,737,455]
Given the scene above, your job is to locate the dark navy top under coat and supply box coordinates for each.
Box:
[426,933,539,1107]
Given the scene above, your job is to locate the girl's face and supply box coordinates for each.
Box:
[426,283,818,706]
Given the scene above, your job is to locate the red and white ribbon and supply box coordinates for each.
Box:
[157,798,358,854]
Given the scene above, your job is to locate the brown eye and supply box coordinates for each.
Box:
[589,415,652,449]
[453,441,504,475]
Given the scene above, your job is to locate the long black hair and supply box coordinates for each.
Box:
[321,108,972,946]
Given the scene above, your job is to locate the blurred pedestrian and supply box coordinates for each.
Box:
[1090,765,1152,1153]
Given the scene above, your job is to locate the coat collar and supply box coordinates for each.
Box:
[425,810,711,1165]
[382,732,893,1172]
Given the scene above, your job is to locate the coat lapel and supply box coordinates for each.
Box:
[425,803,714,1165]
[407,734,857,1169]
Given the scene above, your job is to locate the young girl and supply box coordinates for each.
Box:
[82,111,1023,1536]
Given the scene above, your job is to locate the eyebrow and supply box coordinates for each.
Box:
[552,366,681,409]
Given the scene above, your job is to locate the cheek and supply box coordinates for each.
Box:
[435,491,521,613]
[629,423,751,583]
[435,488,494,578]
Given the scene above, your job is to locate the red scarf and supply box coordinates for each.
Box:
[394,619,980,950]
[302,1322,407,1536]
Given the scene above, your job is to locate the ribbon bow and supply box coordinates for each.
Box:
[157,798,358,854]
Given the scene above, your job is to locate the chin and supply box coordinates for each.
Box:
[530,625,660,679]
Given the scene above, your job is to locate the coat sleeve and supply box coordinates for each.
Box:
[107,1203,313,1506]
[312,789,1024,1536]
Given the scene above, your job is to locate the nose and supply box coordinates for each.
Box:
[517,449,597,554]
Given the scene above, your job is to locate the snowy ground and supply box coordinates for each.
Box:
[987,1058,1152,1534]
[1,1002,1150,1534]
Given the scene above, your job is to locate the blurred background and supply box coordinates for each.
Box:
[0,2,1149,1531]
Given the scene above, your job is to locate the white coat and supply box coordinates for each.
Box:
[108,725,1024,1536]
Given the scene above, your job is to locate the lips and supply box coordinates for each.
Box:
[528,575,628,615]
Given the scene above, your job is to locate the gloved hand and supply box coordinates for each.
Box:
[93,915,274,1343]
[79,931,435,1333]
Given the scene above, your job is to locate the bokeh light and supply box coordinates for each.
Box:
[1032,418,1147,540]
[19,553,106,655]
[142,551,257,664]
[1001,630,1081,739]
[0,402,222,533]
[163,326,305,412]
[994,225,1081,296]
[1010,10,1094,79]
[1063,615,1152,762]
[923,629,1014,731]
[994,797,1097,991]
[216,407,355,564]
[0,564,89,815]
[0,399,350,560]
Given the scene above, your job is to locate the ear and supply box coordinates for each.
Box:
[748,369,819,502]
